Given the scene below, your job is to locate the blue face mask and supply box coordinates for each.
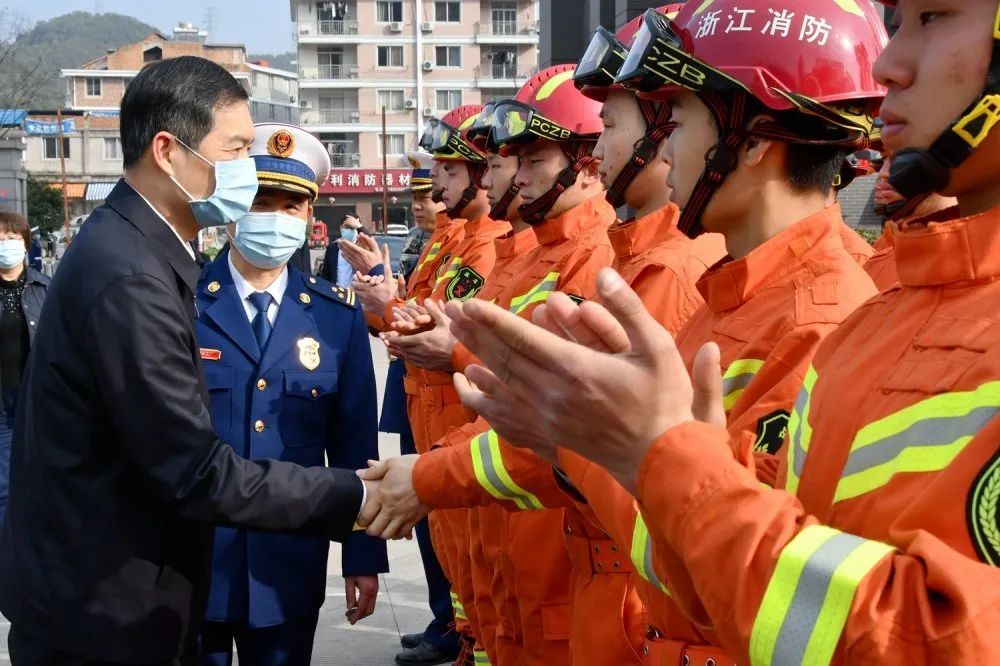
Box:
[340,228,359,243]
[232,211,307,269]
[0,239,25,270]
[170,138,259,228]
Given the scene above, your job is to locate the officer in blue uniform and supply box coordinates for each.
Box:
[195,123,388,665]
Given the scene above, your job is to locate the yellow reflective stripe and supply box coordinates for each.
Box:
[749,525,893,666]
[833,380,1000,503]
[473,650,491,665]
[785,366,818,496]
[418,242,443,271]
[509,272,560,316]
[629,515,670,596]
[451,592,467,620]
[434,255,463,288]
[721,358,765,412]
[469,431,545,510]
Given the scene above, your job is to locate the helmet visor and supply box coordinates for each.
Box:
[419,118,485,162]
[574,27,628,91]
[491,100,574,149]
[615,8,748,97]
[467,101,498,152]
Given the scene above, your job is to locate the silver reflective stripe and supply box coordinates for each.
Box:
[841,405,998,478]
[475,434,521,503]
[771,532,870,665]
[791,386,810,479]
[722,371,756,398]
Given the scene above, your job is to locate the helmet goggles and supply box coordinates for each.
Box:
[573,27,630,90]
[491,100,590,151]
[419,118,486,162]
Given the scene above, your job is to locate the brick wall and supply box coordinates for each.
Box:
[837,173,881,231]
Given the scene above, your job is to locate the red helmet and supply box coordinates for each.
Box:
[491,65,604,152]
[619,0,886,119]
[419,104,487,163]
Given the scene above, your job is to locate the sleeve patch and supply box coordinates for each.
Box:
[446,266,485,302]
[754,409,790,455]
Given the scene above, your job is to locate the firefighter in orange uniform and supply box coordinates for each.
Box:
[440,1,1000,663]
[362,65,617,665]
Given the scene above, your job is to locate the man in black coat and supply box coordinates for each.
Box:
[0,56,378,664]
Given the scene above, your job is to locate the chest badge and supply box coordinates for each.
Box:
[297,337,321,370]
[969,449,1000,566]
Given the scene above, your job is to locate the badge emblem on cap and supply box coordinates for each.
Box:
[267,129,296,158]
[297,337,320,370]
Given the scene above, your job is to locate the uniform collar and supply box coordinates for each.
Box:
[227,250,288,308]
[495,227,538,260]
[697,204,845,313]
[893,203,1000,286]
[608,203,684,262]
[531,194,616,247]
[463,214,508,237]
[434,211,454,231]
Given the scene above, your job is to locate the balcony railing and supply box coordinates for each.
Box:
[324,143,361,168]
[475,64,537,84]
[300,64,359,80]
[316,108,360,124]
[317,19,359,35]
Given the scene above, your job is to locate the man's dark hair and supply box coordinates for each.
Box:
[120,55,249,168]
[0,212,30,250]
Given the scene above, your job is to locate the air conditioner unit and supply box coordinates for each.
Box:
[389,21,403,32]
[404,98,417,110]
[299,99,311,108]
[422,60,434,72]
[422,106,434,117]
[421,21,434,32]
[350,111,360,120]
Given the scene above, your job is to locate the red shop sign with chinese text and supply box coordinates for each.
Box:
[319,169,413,195]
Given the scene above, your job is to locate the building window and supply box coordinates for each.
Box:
[436,89,462,110]
[376,0,403,22]
[435,1,460,22]
[380,133,406,155]
[43,137,71,160]
[377,90,405,112]
[435,46,461,68]
[377,45,404,68]
[104,137,121,160]
[86,78,102,97]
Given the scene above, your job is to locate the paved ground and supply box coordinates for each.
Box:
[0,339,435,664]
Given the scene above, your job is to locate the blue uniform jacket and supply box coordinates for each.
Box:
[195,254,389,627]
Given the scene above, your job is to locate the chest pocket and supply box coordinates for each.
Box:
[881,317,1000,394]
[203,363,235,445]
[280,370,339,448]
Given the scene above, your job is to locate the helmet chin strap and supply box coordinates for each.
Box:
[605,99,675,210]
[889,12,1000,199]
[489,184,521,221]
[446,162,489,219]
[880,191,932,223]
[518,142,596,225]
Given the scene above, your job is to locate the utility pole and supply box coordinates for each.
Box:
[55,108,71,246]
[381,105,388,234]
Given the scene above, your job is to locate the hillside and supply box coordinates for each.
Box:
[3,12,162,109]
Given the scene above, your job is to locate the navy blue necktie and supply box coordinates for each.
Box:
[248,292,273,351]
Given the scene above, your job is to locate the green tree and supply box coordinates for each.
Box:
[26,175,64,234]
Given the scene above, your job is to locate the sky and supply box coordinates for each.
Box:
[7,0,296,54]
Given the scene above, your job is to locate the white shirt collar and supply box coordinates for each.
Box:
[227,249,288,308]
[124,179,197,261]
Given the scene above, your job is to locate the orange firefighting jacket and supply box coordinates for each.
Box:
[838,221,875,266]
[864,224,900,290]
[364,211,464,332]
[560,204,878,663]
[634,205,1000,665]
[415,194,616,666]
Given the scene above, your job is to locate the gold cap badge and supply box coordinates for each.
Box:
[297,337,320,370]
[207,281,221,293]
[267,129,296,158]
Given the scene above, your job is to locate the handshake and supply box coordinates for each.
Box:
[356,455,431,540]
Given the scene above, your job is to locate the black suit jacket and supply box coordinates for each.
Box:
[319,242,340,283]
[0,181,363,663]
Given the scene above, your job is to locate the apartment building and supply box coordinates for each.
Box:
[291,0,540,226]
[22,23,300,216]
